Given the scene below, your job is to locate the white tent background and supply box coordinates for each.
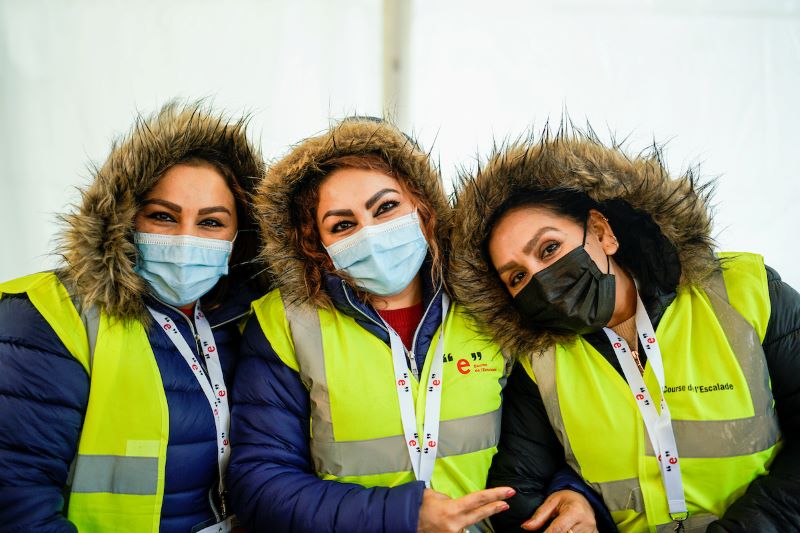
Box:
[2,0,799,288]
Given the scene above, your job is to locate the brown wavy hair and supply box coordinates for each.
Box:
[289,153,442,306]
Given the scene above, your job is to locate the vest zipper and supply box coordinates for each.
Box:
[341,280,423,377]
[341,280,389,334]
[156,300,211,379]
[408,285,443,369]
[341,280,444,380]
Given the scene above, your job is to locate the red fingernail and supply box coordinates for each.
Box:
[506,488,516,497]
[500,503,510,511]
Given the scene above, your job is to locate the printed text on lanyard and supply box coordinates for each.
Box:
[386,294,450,487]
[148,304,232,528]
[602,293,688,530]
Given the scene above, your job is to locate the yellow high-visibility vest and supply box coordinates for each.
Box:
[1,272,169,532]
[522,252,780,532]
[253,289,508,498]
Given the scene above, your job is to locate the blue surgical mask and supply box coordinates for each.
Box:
[133,231,234,307]
[324,211,429,296]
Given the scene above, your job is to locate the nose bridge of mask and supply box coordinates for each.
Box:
[134,232,233,265]
[324,211,420,264]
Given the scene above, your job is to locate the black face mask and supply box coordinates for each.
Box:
[512,230,616,335]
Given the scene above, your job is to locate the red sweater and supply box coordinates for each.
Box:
[378,302,424,350]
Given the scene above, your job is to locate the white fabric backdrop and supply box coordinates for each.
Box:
[2,0,799,288]
[0,0,383,281]
[405,0,800,287]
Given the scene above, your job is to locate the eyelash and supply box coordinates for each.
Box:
[541,241,560,260]
[509,271,526,288]
[147,212,176,223]
[508,241,561,289]
[329,200,400,233]
[375,200,399,216]
[146,212,225,228]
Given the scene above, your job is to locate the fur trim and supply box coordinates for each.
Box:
[57,100,265,320]
[449,127,717,357]
[255,118,449,308]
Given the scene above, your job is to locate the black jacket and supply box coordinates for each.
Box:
[448,132,800,532]
[488,265,800,531]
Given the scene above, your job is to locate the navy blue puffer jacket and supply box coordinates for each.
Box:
[0,289,253,532]
[0,101,266,532]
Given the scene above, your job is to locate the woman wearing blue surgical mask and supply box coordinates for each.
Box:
[0,101,266,532]
[227,118,608,533]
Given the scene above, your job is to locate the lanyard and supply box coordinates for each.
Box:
[602,293,688,525]
[384,294,449,487]
[148,304,231,517]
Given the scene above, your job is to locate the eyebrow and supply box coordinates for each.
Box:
[320,188,400,222]
[198,206,232,216]
[365,188,399,209]
[496,226,560,275]
[143,200,232,217]
[322,208,355,221]
[142,199,181,212]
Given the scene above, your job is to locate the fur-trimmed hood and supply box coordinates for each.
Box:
[255,118,449,308]
[449,129,717,357]
[58,100,265,320]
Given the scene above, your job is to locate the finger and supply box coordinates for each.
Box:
[522,493,561,530]
[455,486,515,512]
[541,512,578,533]
[460,498,511,529]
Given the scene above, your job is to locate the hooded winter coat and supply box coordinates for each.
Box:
[0,102,266,532]
[227,118,609,533]
[449,132,800,532]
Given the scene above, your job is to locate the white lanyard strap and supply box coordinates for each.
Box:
[386,294,450,487]
[602,293,688,521]
[148,304,231,515]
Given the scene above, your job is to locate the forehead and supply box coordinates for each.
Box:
[146,163,233,203]
[317,167,404,204]
[488,205,581,259]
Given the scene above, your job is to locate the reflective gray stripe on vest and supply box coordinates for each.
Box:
[58,271,100,370]
[528,270,780,514]
[283,296,500,478]
[311,409,501,477]
[71,454,158,495]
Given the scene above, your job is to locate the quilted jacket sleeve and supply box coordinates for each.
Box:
[227,317,425,533]
[708,266,800,532]
[0,294,89,533]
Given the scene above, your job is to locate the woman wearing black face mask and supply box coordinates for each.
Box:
[449,130,800,532]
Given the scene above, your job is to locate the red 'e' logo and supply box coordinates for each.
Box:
[428,440,437,447]
[647,337,656,344]
[397,379,406,386]
[457,359,471,375]
[636,393,645,401]
[218,390,226,397]
[669,457,678,464]
[208,346,216,352]
[432,379,441,386]
[613,342,622,348]
[409,439,417,447]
